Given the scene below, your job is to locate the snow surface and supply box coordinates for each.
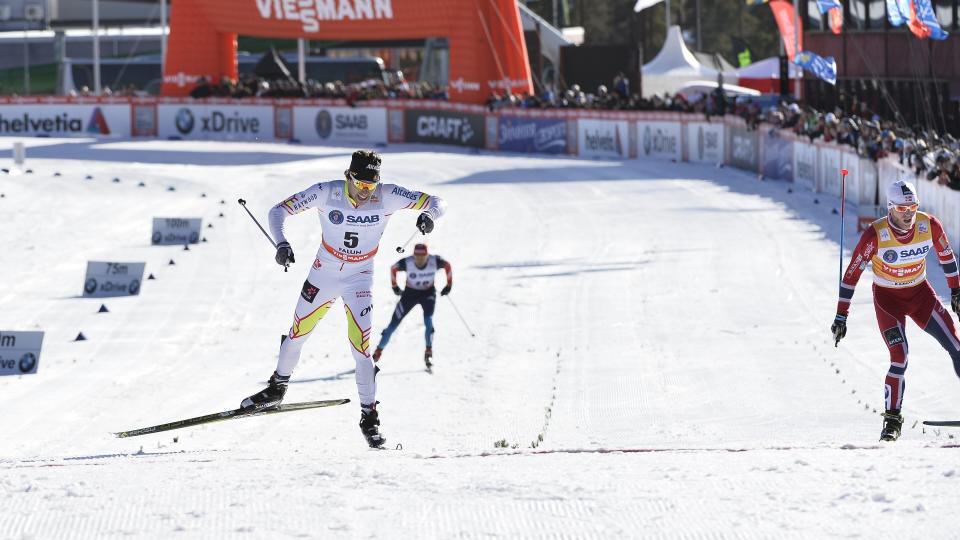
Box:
[2,137,960,539]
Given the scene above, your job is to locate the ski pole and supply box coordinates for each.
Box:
[396,231,419,253]
[838,168,849,285]
[446,296,476,337]
[238,198,288,272]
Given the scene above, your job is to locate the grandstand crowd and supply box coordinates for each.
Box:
[184,70,958,189]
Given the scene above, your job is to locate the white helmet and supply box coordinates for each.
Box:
[886,179,919,207]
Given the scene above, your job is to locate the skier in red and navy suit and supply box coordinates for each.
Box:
[832,180,960,441]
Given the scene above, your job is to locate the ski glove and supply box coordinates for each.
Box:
[392,285,403,296]
[275,242,295,266]
[831,314,847,347]
[952,288,960,316]
[416,213,434,234]
[440,284,452,296]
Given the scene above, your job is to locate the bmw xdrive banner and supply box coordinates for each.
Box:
[293,106,387,145]
[497,117,567,154]
[637,121,682,161]
[404,109,485,148]
[158,104,274,141]
[0,105,129,137]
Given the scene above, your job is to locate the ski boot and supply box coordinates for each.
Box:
[372,347,383,362]
[240,371,289,411]
[360,403,386,448]
[424,347,433,371]
[880,410,903,441]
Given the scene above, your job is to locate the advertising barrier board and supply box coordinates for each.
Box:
[0,104,130,137]
[762,130,793,181]
[577,119,628,158]
[686,122,724,164]
[0,331,43,376]
[158,104,274,141]
[497,116,567,154]
[293,106,387,145]
[403,109,484,148]
[637,121,682,161]
[793,141,817,191]
[728,125,759,172]
[152,218,202,245]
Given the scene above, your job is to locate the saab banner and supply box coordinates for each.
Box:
[83,261,147,298]
[293,106,387,145]
[686,123,724,164]
[0,331,43,376]
[404,109,485,148]
[497,117,567,154]
[0,105,129,137]
[793,140,817,190]
[728,125,759,172]
[152,218,202,245]
[762,129,793,180]
[578,119,628,158]
[637,122,682,161]
[158,104,274,141]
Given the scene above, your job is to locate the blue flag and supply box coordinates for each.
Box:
[912,0,949,39]
[815,0,842,13]
[794,50,837,85]
[886,0,908,26]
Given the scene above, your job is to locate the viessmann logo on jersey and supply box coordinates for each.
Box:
[0,107,111,135]
[254,0,395,33]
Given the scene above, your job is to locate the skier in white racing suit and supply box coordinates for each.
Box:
[240,150,446,448]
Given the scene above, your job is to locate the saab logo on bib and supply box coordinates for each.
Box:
[346,215,380,224]
[900,246,929,258]
[328,210,344,224]
[883,250,898,263]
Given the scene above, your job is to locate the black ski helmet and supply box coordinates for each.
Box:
[348,150,381,182]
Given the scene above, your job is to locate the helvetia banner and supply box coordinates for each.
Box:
[0,105,130,137]
[403,109,485,148]
[158,104,274,141]
[293,106,387,145]
[578,119,628,158]
[0,331,43,376]
[496,117,567,154]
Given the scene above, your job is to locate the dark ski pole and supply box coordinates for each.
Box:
[396,231,419,253]
[446,296,476,337]
[238,198,288,272]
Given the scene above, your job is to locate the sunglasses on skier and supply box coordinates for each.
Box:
[889,203,919,213]
[348,171,379,191]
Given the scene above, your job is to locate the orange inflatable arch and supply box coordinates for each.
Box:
[161,0,533,104]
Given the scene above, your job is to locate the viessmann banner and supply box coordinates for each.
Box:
[404,109,485,148]
[496,116,567,154]
[0,105,130,137]
[293,106,387,145]
[157,104,275,141]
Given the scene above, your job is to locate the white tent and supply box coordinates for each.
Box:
[641,25,737,97]
[728,56,802,79]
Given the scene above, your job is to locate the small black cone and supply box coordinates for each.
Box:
[0,194,4,198]
[137,181,146,187]
[220,199,225,205]
[168,259,176,265]
[53,171,61,177]
[167,186,176,192]
[183,244,190,251]
[98,304,109,313]
[112,177,120,183]
[1,168,9,173]
[201,193,207,198]
[147,273,156,280]
[787,188,793,193]
[207,223,213,229]
[25,169,33,174]
[85,175,93,180]
[218,212,224,218]
[813,198,820,204]
[74,332,87,341]
[832,208,839,215]
[202,237,208,243]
